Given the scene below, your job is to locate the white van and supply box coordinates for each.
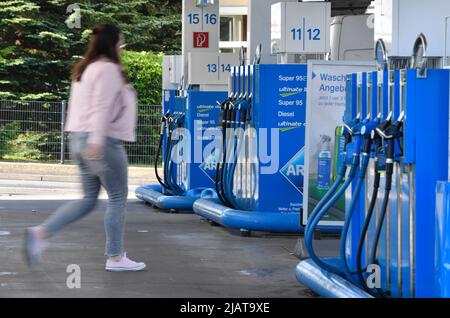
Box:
[330,14,374,61]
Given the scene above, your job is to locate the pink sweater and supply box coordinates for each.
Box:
[65,57,138,145]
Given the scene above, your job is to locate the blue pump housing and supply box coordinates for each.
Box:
[194,64,311,233]
[297,68,450,298]
[255,64,306,214]
[136,90,227,211]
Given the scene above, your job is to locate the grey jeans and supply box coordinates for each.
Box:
[41,132,129,257]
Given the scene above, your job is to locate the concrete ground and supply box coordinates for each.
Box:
[0,176,338,298]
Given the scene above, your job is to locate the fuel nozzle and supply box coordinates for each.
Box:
[350,121,364,147]
[218,97,233,111]
[337,114,363,178]
[376,112,404,190]
[377,112,404,158]
[163,111,171,121]
[370,112,393,170]
[160,111,171,135]
[167,115,175,129]
[168,114,185,144]
[361,115,381,154]
[220,101,230,126]
[174,113,185,127]
[343,113,361,136]
[384,120,403,160]
[342,113,362,152]
[374,111,393,140]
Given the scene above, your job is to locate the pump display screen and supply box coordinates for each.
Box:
[303,61,375,227]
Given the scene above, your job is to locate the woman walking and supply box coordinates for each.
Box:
[24,24,145,272]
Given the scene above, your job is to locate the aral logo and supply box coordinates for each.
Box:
[199,153,217,183]
[202,163,216,170]
[280,148,305,194]
[285,164,304,177]
[194,32,209,48]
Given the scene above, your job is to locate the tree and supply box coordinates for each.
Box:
[0,0,181,101]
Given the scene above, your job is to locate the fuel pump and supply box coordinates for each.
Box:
[304,72,378,279]
[195,1,335,234]
[216,50,254,211]
[160,111,187,195]
[296,35,450,298]
[194,44,311,234]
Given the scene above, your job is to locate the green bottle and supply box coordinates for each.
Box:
[333,125,345,182]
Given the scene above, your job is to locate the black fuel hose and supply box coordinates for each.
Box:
[356,162,380,294]
[356,121,390,295]
[221,106,238,208]
[368,120,402,297]
[216,101,232,206]
[155,115,171,189]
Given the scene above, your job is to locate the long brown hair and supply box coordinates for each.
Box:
[73,24,126,82]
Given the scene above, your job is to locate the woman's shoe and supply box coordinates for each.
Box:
[24,227,48,269]
[105,253,146,272]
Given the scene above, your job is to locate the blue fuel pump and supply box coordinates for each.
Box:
[194,59,314,234]
[296,59,450,298]
[135,89,227,212]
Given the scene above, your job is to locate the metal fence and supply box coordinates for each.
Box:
[0,100,161,166]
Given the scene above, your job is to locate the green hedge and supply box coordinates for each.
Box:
[0,51,164,164]
[121,50,163,106]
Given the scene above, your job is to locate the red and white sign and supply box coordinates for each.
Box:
[193,32,209,48]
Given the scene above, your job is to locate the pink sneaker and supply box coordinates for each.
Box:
[105,253,146,272]
[24,227,48,269]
